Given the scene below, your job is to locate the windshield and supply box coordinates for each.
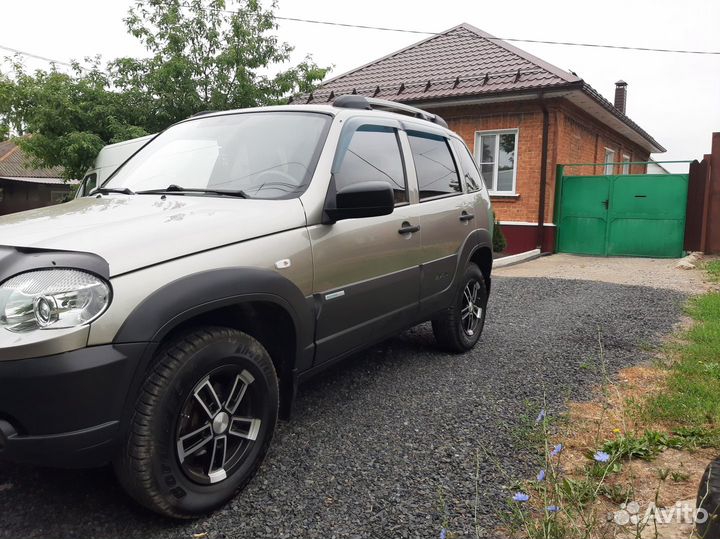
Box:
[104,112,331,199]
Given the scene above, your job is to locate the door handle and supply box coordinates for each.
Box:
[602,199,609,209]
[398,222,420,234]
[459,212,475,222]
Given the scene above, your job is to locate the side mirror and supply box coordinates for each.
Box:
[324,181,394,222]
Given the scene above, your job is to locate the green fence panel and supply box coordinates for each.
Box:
[556,173,688,258]
[557,175,610,255]
[606,174,688,258]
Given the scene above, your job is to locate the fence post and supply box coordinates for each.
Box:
[706,133,720,254]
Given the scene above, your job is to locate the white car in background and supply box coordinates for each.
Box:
[76,134,156,197]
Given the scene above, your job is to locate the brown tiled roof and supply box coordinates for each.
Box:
[0,139,65,179]
[301,23,580,103]
[297,23,664,152]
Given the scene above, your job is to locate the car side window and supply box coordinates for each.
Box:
[451,139,483,192]
[335,125,407,205]
[407,131,462,200]
[82,173,98,196]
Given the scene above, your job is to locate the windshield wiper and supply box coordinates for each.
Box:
[92,187,136,195]
[136,184,250,198]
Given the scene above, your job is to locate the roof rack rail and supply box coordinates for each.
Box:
[332,95,448,129]
[191,110,216,117]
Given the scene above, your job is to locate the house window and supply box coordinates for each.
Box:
[604,148,616,175]
[475,129,518,194]
[621,154,631,175]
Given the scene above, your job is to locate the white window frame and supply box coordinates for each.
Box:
[621,154,631,175]
[474,128,519,195]
[604,148,616,175]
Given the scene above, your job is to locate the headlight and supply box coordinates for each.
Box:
[0,269,111,332]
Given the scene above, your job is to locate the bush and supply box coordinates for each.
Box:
[492,212,507,253]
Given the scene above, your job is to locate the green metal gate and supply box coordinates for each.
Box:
[556,169,689,258]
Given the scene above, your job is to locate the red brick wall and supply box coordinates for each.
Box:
[436,101,546,223]
[546,100,650,223]
[433,98,652,228]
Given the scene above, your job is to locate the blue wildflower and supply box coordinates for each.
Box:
[440,528,447,539]
[536,409,546,423]
[546,505,560,512]
[550,443,563,457]
[594,451,611,463]
[512,492,530,502]
[536,469,546,481]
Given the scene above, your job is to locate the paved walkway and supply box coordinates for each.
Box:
[495,253,715,294]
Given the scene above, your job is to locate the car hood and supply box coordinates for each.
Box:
[0,195,307,276]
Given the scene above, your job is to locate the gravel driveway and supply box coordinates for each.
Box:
[0,275,687,539]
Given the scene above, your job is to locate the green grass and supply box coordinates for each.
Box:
[705,260,720,282]
[644,292,720,433]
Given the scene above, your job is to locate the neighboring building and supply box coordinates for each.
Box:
[647,159,671,174]
[296,23,664,253]
[0,140,75,216]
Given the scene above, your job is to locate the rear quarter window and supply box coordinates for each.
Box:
[451,138,483,192]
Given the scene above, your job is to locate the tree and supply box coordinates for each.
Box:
[2,60,149,180]
[0,71,14,140]
[109,0,329,132]
[1,0,329,178]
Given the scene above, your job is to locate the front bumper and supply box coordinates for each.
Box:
[0,343,147,468]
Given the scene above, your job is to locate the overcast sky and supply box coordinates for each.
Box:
[2,0,718,172]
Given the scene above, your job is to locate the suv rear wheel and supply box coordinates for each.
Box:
[432,263,488,352]
[114,326,278,518]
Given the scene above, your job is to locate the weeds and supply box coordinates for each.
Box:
[704,260,720,282]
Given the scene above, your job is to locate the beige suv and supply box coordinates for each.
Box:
[0,96,493,518]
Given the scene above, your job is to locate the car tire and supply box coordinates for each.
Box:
[114,326,278,519]
[696,456,720,538]
[432,263,488,353]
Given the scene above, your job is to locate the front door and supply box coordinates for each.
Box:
[309,122,422,363]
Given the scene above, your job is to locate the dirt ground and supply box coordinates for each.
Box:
[497,253,719,538]
[557,363,711,539]
[494,253,716,295]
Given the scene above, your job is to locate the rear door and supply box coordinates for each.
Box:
[405,130,476,311]
[309,120,422,363]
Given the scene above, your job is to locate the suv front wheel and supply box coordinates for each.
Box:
[114,326,278,518]
[432,263,488,352]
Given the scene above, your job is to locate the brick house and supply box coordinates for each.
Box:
[296,23,665,254]
[0,140,75,216]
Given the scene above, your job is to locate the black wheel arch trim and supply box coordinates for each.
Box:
[114,268,314,424]
[114,268,314,361]
[456,228,493,293]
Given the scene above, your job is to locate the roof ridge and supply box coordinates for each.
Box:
[315,23,471,90]
[456,23,580,83]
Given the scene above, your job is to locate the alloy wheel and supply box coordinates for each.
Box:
[176,366,264,485]
[461,280,483,336]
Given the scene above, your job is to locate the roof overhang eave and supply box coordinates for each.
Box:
[573,85,665,153]
[405,83,664,154]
